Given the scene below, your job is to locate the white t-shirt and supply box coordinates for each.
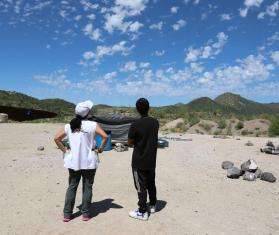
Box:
[63,120,99,171]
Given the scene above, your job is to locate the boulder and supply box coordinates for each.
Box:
[255,168,263,178]
[227,167,242,179]
[0,113,8,123]
[241,159,258,172]
[243,172,257,181]
[37,146,45,151]
[221,161,234,170]
[260,172,276,183]
[245,141,254,146]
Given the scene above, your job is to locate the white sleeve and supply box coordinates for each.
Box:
[91,121,97,134]
[64,124,70,138]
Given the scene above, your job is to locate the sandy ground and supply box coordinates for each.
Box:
[1,123,279,235]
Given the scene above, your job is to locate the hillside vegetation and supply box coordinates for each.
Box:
[0,89,279,136]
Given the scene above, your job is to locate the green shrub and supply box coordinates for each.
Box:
[218,119,227,129]
[214,130,221,135]
[226,123,232,135]
[187,115,200,127]
[199,122,212,132]
[235,121,244,130]
[175,122,187,132]
[241,130,253,136]
[268,117,279,137]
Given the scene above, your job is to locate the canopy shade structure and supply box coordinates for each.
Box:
[89,114,138,142]
[0,105,57,121]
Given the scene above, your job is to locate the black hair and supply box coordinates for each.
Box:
[136,98,149,116]
[70,115,83,133]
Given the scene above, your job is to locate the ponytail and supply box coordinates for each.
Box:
[70,115,82,133]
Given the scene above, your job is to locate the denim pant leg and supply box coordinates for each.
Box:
[81,169,96,216]
[63,169,81,217]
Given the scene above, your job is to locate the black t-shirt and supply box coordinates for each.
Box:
[128,116,159,170]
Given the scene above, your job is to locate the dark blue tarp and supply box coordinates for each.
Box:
[89,114,138,142]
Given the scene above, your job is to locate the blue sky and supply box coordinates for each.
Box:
[0,0,278,106]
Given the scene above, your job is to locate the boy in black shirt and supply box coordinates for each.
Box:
[128,98,159,221]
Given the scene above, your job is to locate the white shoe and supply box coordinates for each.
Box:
[129,209,148,221]
[149,205,156,214]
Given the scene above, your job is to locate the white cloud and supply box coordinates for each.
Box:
[121,61,137,72]
[129,21,143,32]
[271,51,279,65]
[172,19,186,31]
[185,32,228,63]
[239,0,264,17]
[220,13,232,21]
[170,6,179,14]
[34,69,72,89]
[83,51,94,60]
[267,32,279,45]
[82,41,134,64]
[139,62,150,68]
[83,23,101,41]
[154,50,165,56]
[74,15,82,21]
[103,71,117,80]
[149,21,163,30]
[80,0,98,11]
[257,1,279,19]
[87,13,96,20]
[104,0,148,34]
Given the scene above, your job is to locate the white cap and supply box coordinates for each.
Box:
[75,100,93,117]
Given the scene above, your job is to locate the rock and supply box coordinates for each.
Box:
[243,172,257,181]
[221,161,234,170]
[0,113,8,123]
[245,141,254,146]
[227,167,242,179]
[114,143,128,152]
[37,146,45,151]
[241,159,258,172]
[255,168,263,178]
[260,172,276,183]
[266,141,275,148]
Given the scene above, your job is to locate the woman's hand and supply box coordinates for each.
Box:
[97,147,104,153]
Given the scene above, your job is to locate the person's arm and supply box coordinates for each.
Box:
[95,124,108,153]
[54,128,68,153]
[128,122,136,147]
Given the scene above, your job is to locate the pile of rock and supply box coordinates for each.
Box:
[114,143,128,152]
[221,159,276,183]
[0,113,8,123]
[260,141,279,155]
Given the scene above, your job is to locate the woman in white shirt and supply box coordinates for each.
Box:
[54,100,107,222]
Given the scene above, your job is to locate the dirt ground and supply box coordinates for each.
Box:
[0,123,279,235]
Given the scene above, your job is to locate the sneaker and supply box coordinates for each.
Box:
[63,215,72,222]
[129,209,148,221]
[82,215,91,221]
[149,205,156,214]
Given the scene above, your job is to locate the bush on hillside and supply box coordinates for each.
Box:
[268,117,279,137]
[218,119,227,129]
[187,114,200,127]
[199,122,213,132]
[235,121,244,130]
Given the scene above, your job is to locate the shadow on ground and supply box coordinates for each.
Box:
[74,198,123,218]
[155,200,167,212]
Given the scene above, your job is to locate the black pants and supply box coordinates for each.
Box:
[132,168,157,213]
[63,169,96,217]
